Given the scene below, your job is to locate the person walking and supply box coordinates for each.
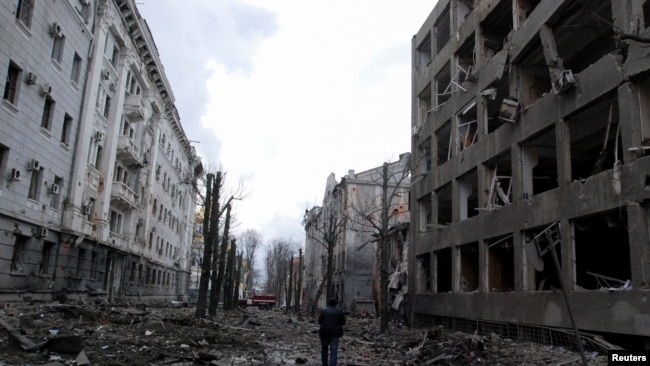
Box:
[318,298,346,366]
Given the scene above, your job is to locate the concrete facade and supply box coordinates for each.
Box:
[409,0,650,342]
[304,155,410,314]
[0,0,201,302]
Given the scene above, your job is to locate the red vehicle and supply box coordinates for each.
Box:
[238,294,276,310]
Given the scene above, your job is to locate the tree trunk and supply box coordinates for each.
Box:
[287,256,293,311]
[224,239,236,310]
[379,162,390,333]
[195,173,218,318]
[210,203,231,315]
[295,249,302,311]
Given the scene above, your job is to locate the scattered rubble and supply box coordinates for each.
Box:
[0,300,609,365]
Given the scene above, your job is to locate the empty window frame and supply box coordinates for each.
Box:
[574,209,631,290]
[519,38,551,105]
[417,193,433,232]
[434,4,451,52]
[458,169,479,220]
[49,176,63,209]
[567,95,621,181]
[109,210,123,234]
[3,61,22,105]
[71,53,82,83]
[28,165,43,201]
[415,253,433,294]
[51,35,65,64]
[457,100,478,152]
[41,96,55,130]
[61,113,73,145]
[435,120,452,166]
[416,33,432,71]
[11,235,29,272]
[16,0,34,28]
[436,183,452,225]
[419,138,432,174]
[459,242,479,292]
[456,34,476,84]
[484,78,511,133]
[40,241,55,275]
[435,62,452,107]
[521,128,558,198]
[483,152,512,211]
[435,247,452,293]
[480,0,512,60]
[486,234,515,291]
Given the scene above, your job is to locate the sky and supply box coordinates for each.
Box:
[136,1,436,246]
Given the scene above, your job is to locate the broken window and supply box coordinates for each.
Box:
[523,224,562,291]
[434,4,450,52]
[574,210,631,290]
[484,79,511,134]
[458,169,478,220]
[416,33,432,71]
[457,100,477,152]
[459,242,479,292]
[417,193,432,232]
[76,248,86,278]
[567,94,621,181]
[521,128,558,198]
[456,34,476,84]
[435,120,452,166]
[435,62,452,107]
[480,0,512,61]
[11,235,28,272]
[482,152,512,211]
[486,234,515,291]
[435,247,452,293]
[456,0,474,29]
[436,183,452,226]
[40,241,54,275]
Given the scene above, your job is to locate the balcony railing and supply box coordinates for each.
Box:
[110,181,139,209]
[123,93,145,120]
[116,135,143,167]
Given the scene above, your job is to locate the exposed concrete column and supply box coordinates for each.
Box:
[511,145,524,202]
[477,162,489,213]
[617,82,642,163]
[451,179,461,222]
[514,230,528,291]
[611,0,644,35]
[626,202,650,288]
[451,244,460,292]
[558,218,575,290]
[555,118,572,187]
[478,238,488,292]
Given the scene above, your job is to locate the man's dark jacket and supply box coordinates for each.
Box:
[318,305,346,338]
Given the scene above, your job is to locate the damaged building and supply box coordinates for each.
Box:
[303,155,410,315]
[0,0,201,302]
[409,0,650,345]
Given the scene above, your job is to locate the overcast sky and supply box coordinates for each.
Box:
[136,1,435,246]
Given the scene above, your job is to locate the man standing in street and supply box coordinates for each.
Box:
[318,298,346,366]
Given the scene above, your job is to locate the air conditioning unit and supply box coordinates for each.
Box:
[40,83,52,97]
[50,22,63,38]
[552,69,576,94]
[28,159,41,171]
[100,69,110,80]
[37,227,48,238]
[50,183,60,195]
[83,205,92,215]
[25,72,38,85]
[95,131,105,141]
[10,169,21,181]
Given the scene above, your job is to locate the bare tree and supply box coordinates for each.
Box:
[350,154,411,333]
[264,238,296,306]
[303,198,347,316]
[238,229,262,294]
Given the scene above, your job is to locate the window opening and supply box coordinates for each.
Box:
[434,62,452,107]
[40,241,54,275]
[480,0,512,60]
[524,223,562,291]
[486,234,515,291]
[76,248,86,278]
[41,97,55,130]
[16,0,33,27]
[435,247,452,293]
[521,128,558,198]
[434,4,451,52]
[459,242,479,292]
[436,183,452,226]
[482,153,512,211]
[418,193,433,232]
[11,235,28,272]
[51,35,65,64]
[71,53,82,83]
[28,166,42,200]
[435,120,452,166]
[458,169,478,220]
[457,100,477,152]
[3,61,22,104]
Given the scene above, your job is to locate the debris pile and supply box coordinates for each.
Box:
[0,300,609,365]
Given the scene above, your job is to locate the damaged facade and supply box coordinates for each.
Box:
[304,156,410,314]
[409,0,650,342]
[0,0,201,302]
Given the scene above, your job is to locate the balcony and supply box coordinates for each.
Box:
[123,93,145,120]
[116,135,143,167]
[110,181,139,209]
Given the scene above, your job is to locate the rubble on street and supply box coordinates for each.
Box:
[0,300,609,365]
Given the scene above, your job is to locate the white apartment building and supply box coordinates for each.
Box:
[0,0,202,302]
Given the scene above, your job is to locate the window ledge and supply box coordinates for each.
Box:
[2,99,19,114]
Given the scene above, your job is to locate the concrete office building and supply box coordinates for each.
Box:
[0,0,201,302]
[409,0,650,344]
[304,155,410,314]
